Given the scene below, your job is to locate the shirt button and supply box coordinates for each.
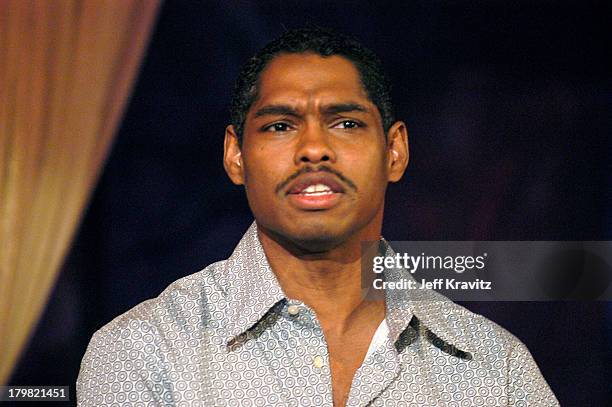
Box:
[287,305,300,316]
[313,355,324,368]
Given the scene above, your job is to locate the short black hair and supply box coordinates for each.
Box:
[229,26,395,140]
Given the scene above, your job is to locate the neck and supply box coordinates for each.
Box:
[256,220,385,333]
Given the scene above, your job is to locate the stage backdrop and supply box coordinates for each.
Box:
[0,0,160,385]
[7,1,611,406]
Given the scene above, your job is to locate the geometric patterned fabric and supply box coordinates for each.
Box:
[77,222,559,406]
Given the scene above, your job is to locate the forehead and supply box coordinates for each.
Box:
[253,53,371,109]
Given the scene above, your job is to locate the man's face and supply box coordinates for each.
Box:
[224,53,408,251]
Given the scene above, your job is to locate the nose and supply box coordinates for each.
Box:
[293,122,337,165]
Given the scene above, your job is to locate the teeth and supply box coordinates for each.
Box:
[302,191,333,196]
[301,183,332,194]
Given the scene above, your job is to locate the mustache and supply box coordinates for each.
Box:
[275,165,358,194]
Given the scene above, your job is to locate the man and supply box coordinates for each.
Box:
[77,27,559,406]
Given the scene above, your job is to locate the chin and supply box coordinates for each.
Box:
[279,222,347,254]
[292,234,342,253]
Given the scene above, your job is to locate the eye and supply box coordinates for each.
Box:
[332,120,361,129]
[263,122,292,132]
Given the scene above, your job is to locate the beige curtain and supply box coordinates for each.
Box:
[0,0,160,384]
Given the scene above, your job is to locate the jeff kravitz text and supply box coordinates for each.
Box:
[372,278,492,290]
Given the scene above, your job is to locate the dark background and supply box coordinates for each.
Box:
[9,1,611,406]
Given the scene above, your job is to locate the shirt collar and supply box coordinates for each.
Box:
[219,222,285,344]
[380,239,475,355]
[219,222,474,355]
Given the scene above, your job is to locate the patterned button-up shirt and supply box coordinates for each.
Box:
[77,222,559,406]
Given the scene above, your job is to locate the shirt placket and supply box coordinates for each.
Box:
[280,300,334,407]
[345,336,401,406]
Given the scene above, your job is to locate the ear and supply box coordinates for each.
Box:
[386,121,409,182]
[223,125,245,185]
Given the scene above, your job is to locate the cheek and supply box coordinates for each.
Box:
[243,151,286,196]
[344,147,388,183]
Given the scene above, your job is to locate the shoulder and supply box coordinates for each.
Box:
[77,261,228,399]
[84,259,227,352]
[439,301,557,394]
[410,283,523,351]
[77,263,225,405]
[434,299,530,356]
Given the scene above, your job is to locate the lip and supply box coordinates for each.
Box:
[286,173,346,195]
[287,191,343,210]
[285,173,346,210]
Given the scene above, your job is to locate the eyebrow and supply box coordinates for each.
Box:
[253,105,300,119]
[321,103,369,115]
[252,102,369,119]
